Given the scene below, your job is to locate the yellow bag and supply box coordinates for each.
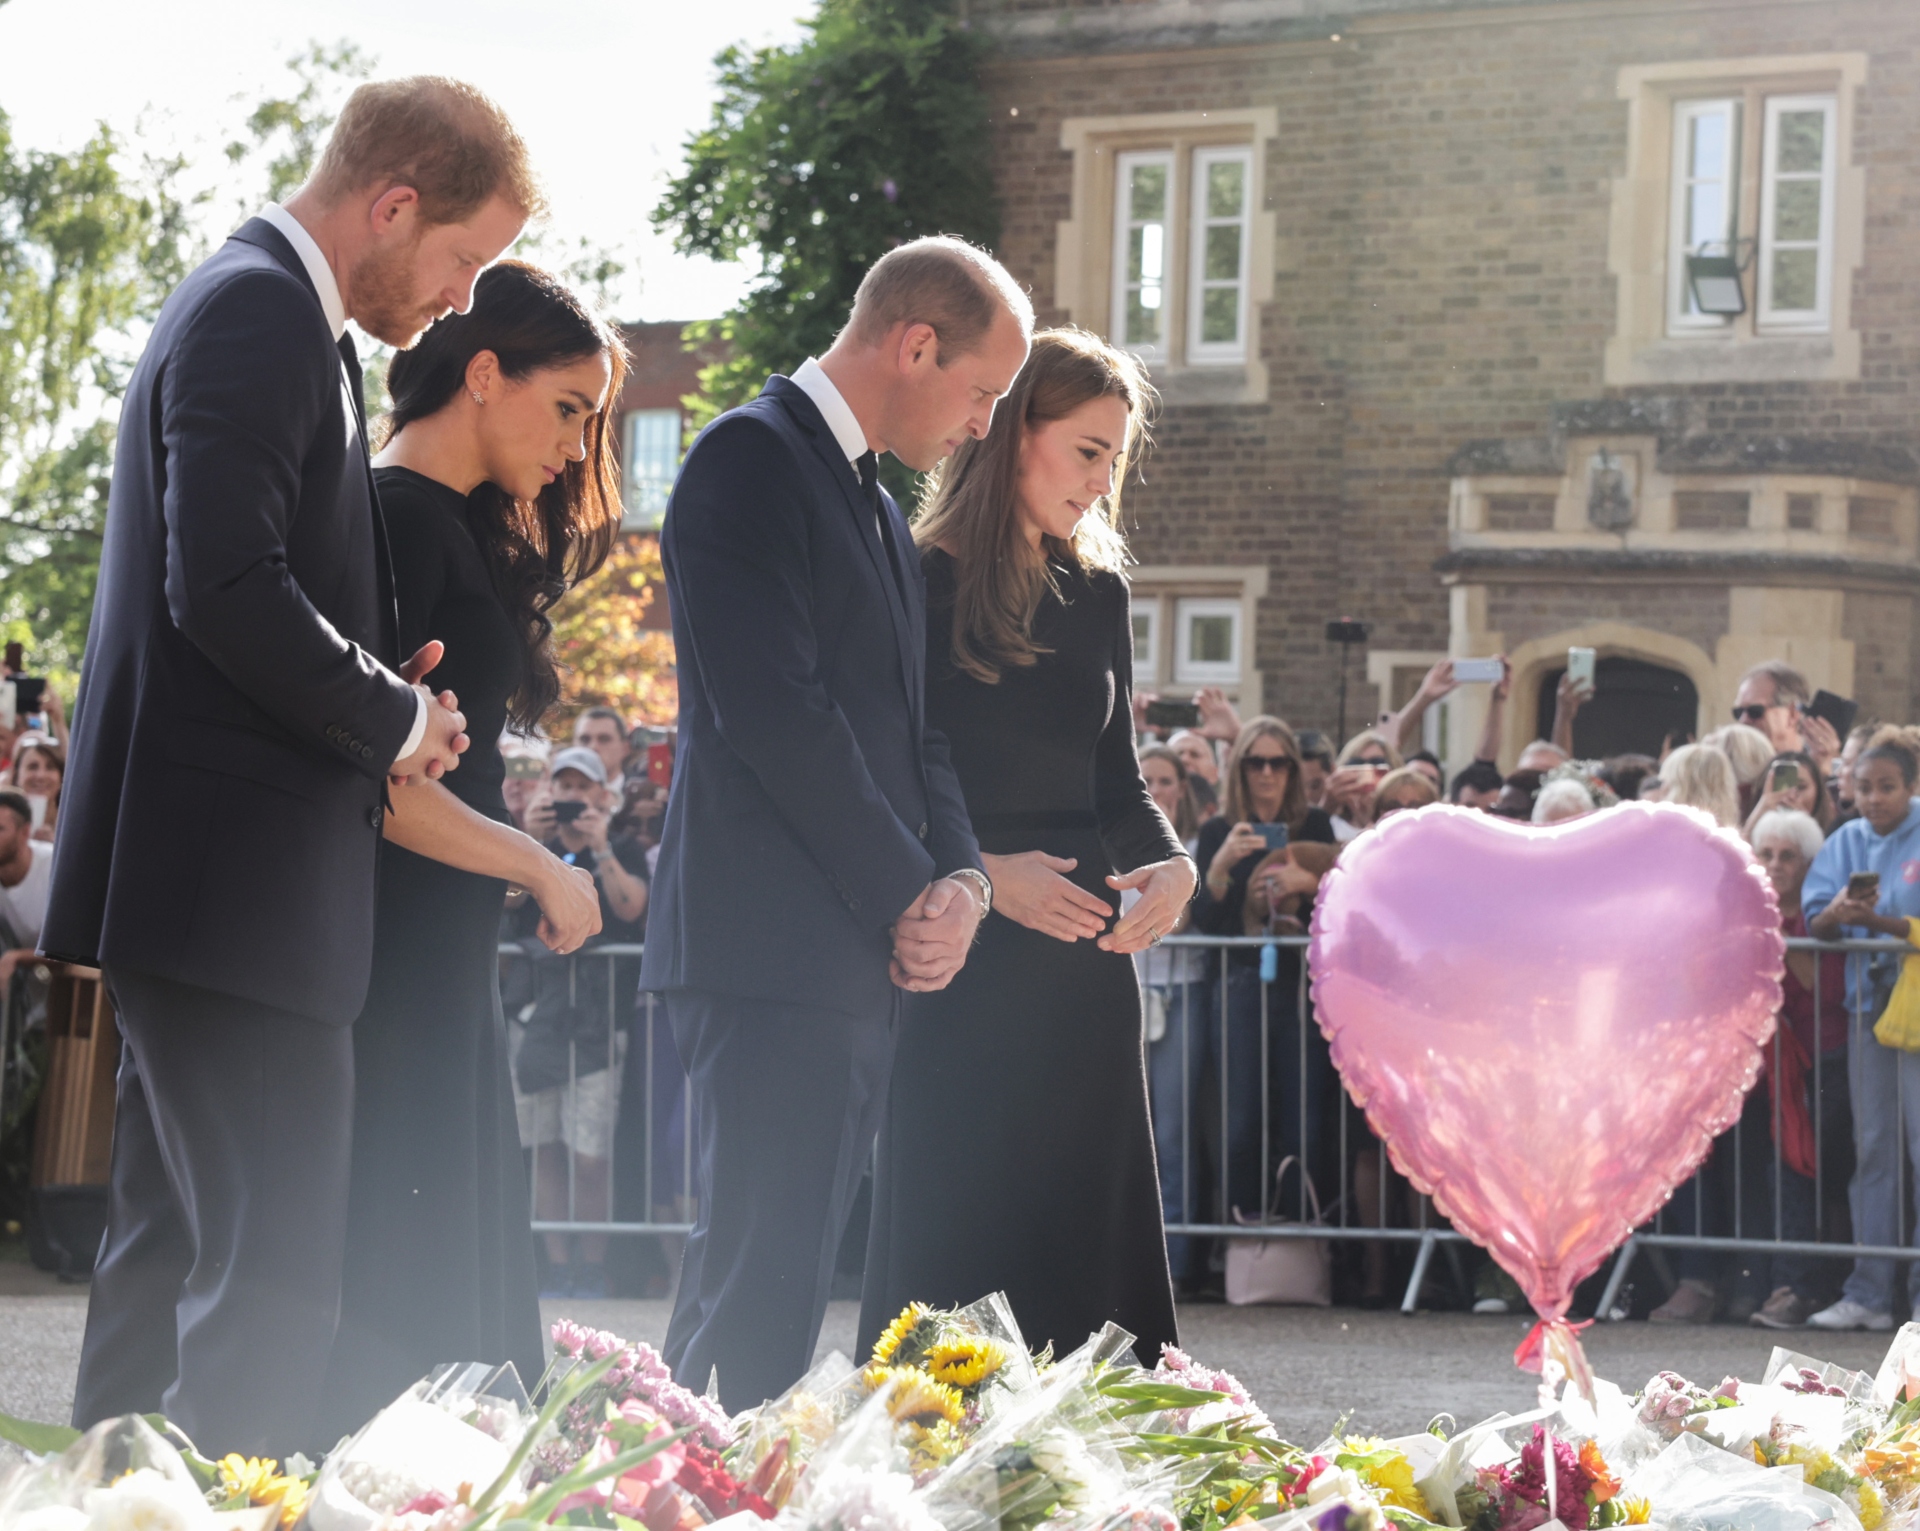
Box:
[1872,918,1920,1050]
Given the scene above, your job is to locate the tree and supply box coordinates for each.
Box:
[653,0,1002,481]
[548,534,678,727]
[0,113,197,679]
[223,39,376,210]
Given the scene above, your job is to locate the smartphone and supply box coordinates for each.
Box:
[1770,760,1802,795]
[551,800,588,825]
[646,741,675,789]
[1453,657,1504,684]
[10,676,45,718]
[1256,823,1289,851]
[1566,646,1597,691]
[1806,688,1859,740]
[1144,698,1201,731]
[1848,870,1882,903]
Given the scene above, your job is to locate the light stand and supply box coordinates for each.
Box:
[1326,617,1370,744]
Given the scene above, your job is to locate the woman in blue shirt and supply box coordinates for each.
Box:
[1802,736,1920,1331]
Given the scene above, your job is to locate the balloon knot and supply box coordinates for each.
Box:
[1514,1316,1597,1405]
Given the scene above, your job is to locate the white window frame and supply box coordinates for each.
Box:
[1186,146,1254,366]
[1131,596,1161,687]
[1756,92,1838,334]
[622,408,682,528]
[1666,96,1740,335]
[1173,597,1241,685]
[1110,150,1174,365]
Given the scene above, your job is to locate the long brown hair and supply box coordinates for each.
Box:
[913,327,1155,684]
[1223,716,1309,829]
[381,260,627,730]
[1137,742,1199,842]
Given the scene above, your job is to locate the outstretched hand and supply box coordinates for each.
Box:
[890,877,985,992]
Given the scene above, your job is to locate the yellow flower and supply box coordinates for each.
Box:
[1856,1479,1886,1531]
[1617,1497,1652,1525]
[906,1420,965,1473]
[1340,1438,1429,1518]
[924,1338,1006,1391]
[871,1303,931,1367]
[863,1365,964,1427]
[217,1456,310,1528]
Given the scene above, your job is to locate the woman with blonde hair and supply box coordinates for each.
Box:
[858,329,1195,1358]
[1659,742,1743,829]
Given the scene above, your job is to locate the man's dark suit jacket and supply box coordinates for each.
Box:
[639,375,980,1016]
[43,219,418,1025]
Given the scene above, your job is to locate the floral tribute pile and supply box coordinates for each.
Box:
[12,1299,1920,1531]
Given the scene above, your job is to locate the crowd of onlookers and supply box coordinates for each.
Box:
[9,643,1920,1322]
[1130,655,1920,1328]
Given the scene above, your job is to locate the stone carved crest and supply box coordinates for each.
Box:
[1586,447,1636,532]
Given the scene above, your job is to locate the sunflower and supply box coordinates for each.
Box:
[870,1303,933,1367]
[925,1338,1007,1391]
[906,1420,966,1474]
[863,1364,965,1427]
[217,1456,310,1528]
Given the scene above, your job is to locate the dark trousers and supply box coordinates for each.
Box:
[661,987,894,1413]
[72,969,353,1456]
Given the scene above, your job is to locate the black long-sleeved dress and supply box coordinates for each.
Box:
[858,550,1184,1362]
[316,467,544,1437]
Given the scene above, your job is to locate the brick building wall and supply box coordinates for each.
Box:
[979,0,1920,764]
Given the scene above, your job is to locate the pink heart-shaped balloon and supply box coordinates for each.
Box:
[1310,801,1784,1320]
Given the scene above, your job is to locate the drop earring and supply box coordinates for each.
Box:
[470,391,484,404]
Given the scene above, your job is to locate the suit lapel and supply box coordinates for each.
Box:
[778,385,923,731]
[338,336,401,666]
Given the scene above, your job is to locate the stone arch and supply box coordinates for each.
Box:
[1504,622,1718,764]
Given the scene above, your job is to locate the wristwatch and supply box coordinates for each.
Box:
[946,866,993,919]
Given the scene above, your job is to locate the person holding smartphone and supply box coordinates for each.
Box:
[1744,750,1833,840]
[1802,736,1920,1331]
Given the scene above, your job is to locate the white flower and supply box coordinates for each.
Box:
[1305,1468,1370,1509]
[9,1508,89,1531]
[798,1464,942,1531]
[1027,1431,1099,1510]
[82,1469,215,1531]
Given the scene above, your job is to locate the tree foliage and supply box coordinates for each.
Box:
[653,0,1002,451]
[548,534,678,727]
[223,40,375,208]
[0,112,197,679]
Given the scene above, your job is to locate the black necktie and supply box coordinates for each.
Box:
[858,452,906,596]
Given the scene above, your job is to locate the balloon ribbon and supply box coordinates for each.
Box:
[1514,1316,1596,1406]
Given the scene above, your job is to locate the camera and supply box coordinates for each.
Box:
[551,800,588,825]
[1144,698,1201,730]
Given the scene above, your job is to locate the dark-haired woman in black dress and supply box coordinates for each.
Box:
[858,330,1197,1362]
[318,263,626,1436]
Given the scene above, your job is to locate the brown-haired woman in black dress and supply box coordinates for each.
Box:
[317,262,625,1435]
[858,329,1197,1360]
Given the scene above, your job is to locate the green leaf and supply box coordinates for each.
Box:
[0,1409,79,1455]
[512,1430,687,1527]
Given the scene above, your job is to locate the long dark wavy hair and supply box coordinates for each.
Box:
[381,260,627,730]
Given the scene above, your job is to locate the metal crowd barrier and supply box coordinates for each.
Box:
[509,932,1917,1317]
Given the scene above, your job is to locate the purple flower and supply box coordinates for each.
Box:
[882,179,899,202]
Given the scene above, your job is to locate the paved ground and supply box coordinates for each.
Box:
[0,1263,1898,1456]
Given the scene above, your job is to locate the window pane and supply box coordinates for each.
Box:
[1776,110,1825,174]
[1773,178,1822,241]
[1129,162,1167,220]
[1687,179,1729,249]
[1200,287,1239,344]
[1206,159,1245,219]
[1132,613,1152,649]
[1204,223,1242,281]
[1125,292,1162,346]
[1689,110,1728,179]
[1189,614,1233,664]
[1771,248,1819,311]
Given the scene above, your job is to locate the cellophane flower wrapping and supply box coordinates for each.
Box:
[780,1376,940,1531]
[1622,1429,1865,1531]
[0,1417,210,1531]
[306,1363,532,1531]
[727,1352,861,1511]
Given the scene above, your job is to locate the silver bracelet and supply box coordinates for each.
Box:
[946,866,993,919]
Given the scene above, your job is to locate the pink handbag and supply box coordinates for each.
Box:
[1225,1155,1332,1307]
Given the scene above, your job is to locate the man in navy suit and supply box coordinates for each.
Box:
[642,238,1032,1408]
[44,78,536,1454]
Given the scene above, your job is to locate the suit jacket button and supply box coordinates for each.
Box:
[849,899,861,912]
[360,744,373,758]
[918,822,929,840]
[370,806,384,830]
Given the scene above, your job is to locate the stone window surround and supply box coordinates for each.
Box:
[1449,438,1918,564]
[1606,52,1868,387]
[1129,563,1269,702]
[1055,109,1280,407]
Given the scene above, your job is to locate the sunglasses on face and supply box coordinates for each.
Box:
[1244,755,1294,774]
[1732,703,1778,724]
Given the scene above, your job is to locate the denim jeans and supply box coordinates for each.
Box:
[1843,1030,1920,1313]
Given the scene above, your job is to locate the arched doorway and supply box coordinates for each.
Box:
[1533,656,1699,759]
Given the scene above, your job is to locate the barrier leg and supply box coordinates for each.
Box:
[1401,1228,1437,1314]
[1597,1237,1638,1322]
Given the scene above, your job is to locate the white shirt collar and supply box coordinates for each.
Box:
[791,358,869,464]
[256,203,347,342]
